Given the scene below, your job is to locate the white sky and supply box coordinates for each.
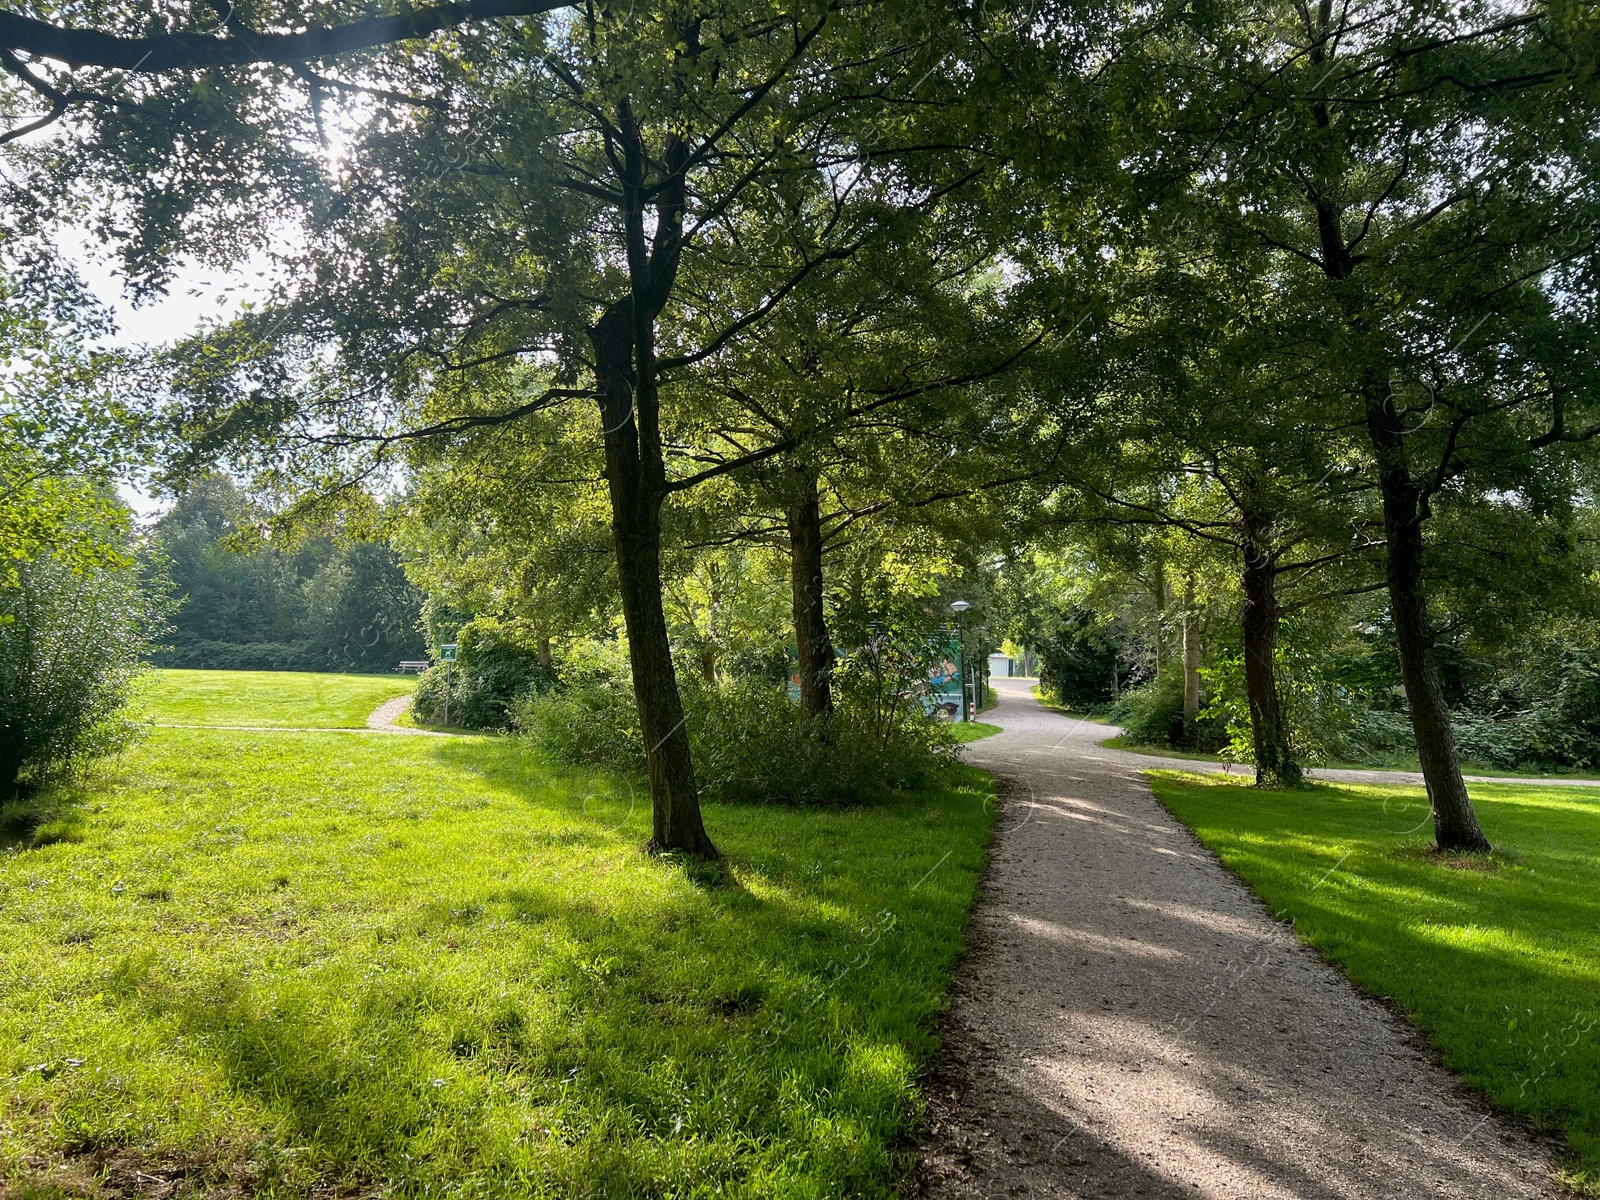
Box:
[63,227,279,519]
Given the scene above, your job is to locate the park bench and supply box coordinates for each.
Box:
[395,661,430,674]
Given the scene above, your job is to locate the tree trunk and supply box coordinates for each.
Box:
[590,304,716,858]
[1364,389,1491,853]
[1152,559,1167,672]
[538,636,552,670]
[1240,533,1302,789]
[786,464,834,719]
[1182,579,1200,740]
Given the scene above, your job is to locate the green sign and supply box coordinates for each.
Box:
[440,643,458,662]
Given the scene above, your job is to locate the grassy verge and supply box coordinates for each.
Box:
[1098,736,1232,764]
[1104,737,1600,782]
[1149,771,1600,1190]
[2,676,994,1197]
[138,668,415,729]
[1028,686,1108,724]
[951,721,1002,743]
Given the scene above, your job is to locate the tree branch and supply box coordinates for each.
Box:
[0,0,570,72]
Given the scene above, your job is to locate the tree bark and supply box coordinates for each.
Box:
[537,636,552,670]
[1152,560,1168,673]
[590,304,716,858]
[786,463,834,719]
[1182,579,1200,740]
[1364,388,1491,852]
[1240,528,1302,789]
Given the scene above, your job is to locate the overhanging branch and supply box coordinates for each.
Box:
[0,0,571,71]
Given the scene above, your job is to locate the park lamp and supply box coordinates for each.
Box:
[950,600,971,613]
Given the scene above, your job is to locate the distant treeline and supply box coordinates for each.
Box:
[153,478,426,674]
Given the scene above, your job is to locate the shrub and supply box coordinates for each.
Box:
[413,617,555,729]
[511,641,641,770]
[513,640,957,804]
[688,674,957,805]
[0,553,158,801]
[1110,668,1229,752]
[1037,609,1127,711]
[155,633,331,671]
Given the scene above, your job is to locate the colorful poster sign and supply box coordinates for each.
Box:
[924,637,965,722]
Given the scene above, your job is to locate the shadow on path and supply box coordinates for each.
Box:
[913,678,1556,1199]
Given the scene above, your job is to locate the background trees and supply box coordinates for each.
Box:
[153,476,427,672]
[1048,0,1600,847]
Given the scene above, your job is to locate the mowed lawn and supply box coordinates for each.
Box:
[1,672,994,1198]
[1151,772,1600,1189]
[138,669,417,729]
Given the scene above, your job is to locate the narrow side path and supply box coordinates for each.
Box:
[147,694,444,736]
[365,693,445,735]
[916,678,1556,1199]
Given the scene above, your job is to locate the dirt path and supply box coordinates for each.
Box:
[365,693,443,735]
[916,677,1557,1199]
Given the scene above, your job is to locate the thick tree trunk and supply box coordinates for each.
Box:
[786,464,834,719]
[591,305,716,858]
[1240,536,1302,789]
[1182,580,1200,740]
[1364,390,1491,853]
[538,636,552,670]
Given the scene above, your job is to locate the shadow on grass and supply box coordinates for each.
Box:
[21,730,988,1194]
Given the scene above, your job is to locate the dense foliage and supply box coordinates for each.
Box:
[514,641,958,806]
[153,478,426,673]
[0,536,158,805]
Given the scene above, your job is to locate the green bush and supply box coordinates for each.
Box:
[0,553,159,803]
[156,633,330,671]
[1450,638,1600,770]
[413,617,555,729]
[1110,668,1228,751]
[510,641,641,770]
[513,641,957,804]
[1036,609,1126,711]
[688,675,957,805]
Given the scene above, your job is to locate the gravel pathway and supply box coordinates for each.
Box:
[915,677,1558,1199]
[365,693,444,735]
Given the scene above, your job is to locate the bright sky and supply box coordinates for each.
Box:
[63,227,280,519]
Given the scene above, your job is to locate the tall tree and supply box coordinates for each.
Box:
[82,2,999,855]
[1108,0,1600,848]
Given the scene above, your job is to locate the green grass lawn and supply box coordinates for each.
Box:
[1097,735,1234,763]
[2,674,994,1198]
[950,721,1001,743]
[1150,771,1600,1191]
[1103,733,1600,782]
[138,669,416,729]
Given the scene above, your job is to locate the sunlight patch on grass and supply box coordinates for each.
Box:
[0,719,993,1196]
[137,668,415,728]
[950,721,1001,743]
